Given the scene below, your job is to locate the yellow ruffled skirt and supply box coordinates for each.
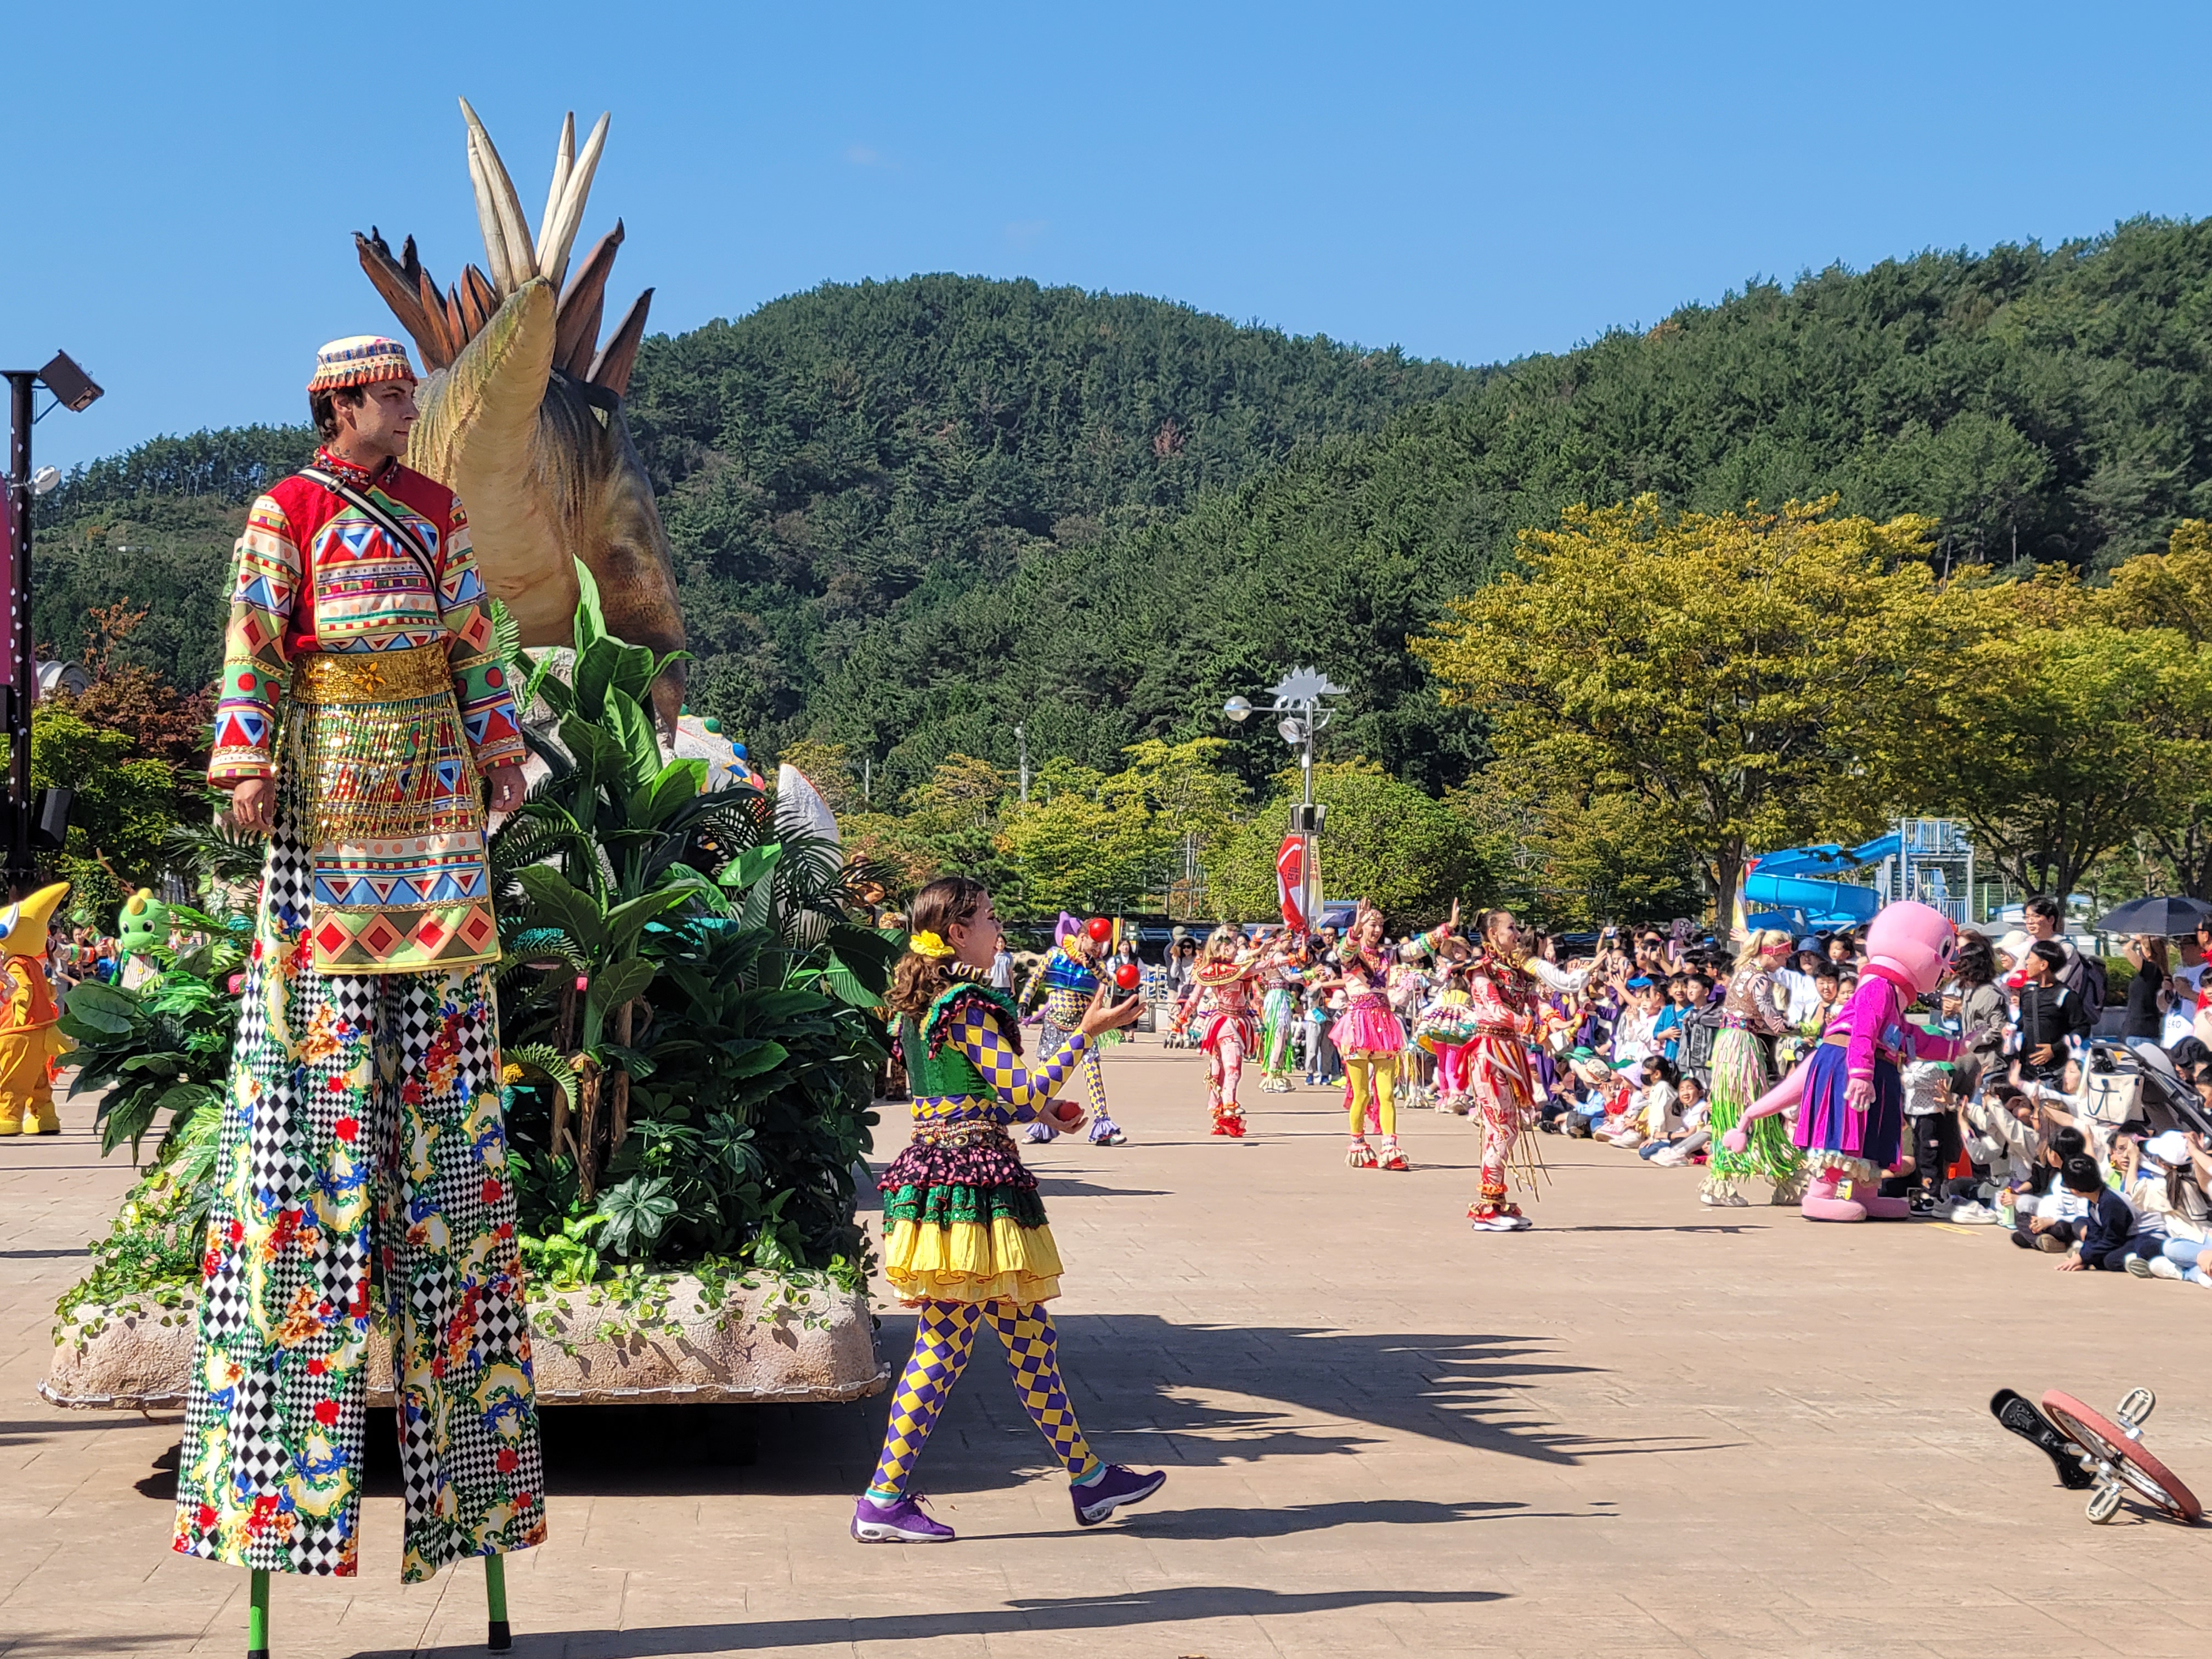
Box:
[882,1216,1064,1305]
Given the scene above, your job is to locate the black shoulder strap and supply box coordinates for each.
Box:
[298,466,444,597]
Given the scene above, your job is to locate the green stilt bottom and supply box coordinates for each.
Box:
[246,1568,270,1659]
[486,1555,511,1652]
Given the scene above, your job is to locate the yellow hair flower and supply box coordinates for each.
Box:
[909,930,956,958]
[501,1062,524,1084]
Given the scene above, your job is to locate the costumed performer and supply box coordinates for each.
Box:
[1321,900,1443,1170]
[1256,931,1304,1093]
[1190,925,1274,1137]
[858,876,1164,1542]
[1415,935,1480,1116]
[1389,937,1438,1110]
[1723,900,1962,1223]
[174,337,545,1592]
[0,884,71,1137]
[1699,929,1802,1209]
[1024,915,1126,1146]
[1465,909,1593,1230]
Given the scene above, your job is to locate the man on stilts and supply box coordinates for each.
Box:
[172,337,544,1627]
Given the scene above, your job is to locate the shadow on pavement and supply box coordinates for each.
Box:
[345,1585,1508,1658]
[110,1313,1730,1504]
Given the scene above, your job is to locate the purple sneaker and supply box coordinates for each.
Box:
[1071,1464,1167,1527]
[851,1493,955,1542]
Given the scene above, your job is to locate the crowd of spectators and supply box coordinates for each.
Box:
[1236,902,2212,1286]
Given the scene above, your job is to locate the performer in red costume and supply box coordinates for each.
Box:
[1463,910,1593,1231]
[1189,926,1289,1137]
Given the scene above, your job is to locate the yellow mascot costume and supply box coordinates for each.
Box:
[0,882,70,1136]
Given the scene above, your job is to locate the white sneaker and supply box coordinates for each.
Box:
[1505,1210,1534,1231]
[2126,1254,2155,1278]
[2146,1255,2187,1281]
[1650,1148,1688,1167]
[1942,1200,2001,1225]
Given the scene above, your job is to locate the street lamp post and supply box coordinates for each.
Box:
[4,351,105,894]
[1224,667,1344,930]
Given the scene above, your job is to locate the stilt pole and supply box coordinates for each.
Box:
[486,1554,511,1651]
[246,1568,270,1659]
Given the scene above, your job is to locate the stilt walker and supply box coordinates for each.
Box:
[173,338,541,1646]
[1700,929,1801,1209]
[1464,910,1592,1230]
[856,877,1164,1542]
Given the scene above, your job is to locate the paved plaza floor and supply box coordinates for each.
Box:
[5,1037,2210,1657]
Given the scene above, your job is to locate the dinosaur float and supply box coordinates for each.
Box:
[352,100,686,726]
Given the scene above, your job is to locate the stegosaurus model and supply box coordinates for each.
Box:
[353,100,687,727]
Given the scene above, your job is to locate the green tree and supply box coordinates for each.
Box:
[29,707,184,919]
[2098,522,2212,895]
[1451,761,1703,929]
[1209,760,1487,926]
[1415,496,1959,918]
[1928,616,2212,898]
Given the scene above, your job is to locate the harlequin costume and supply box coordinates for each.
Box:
[0,884,70,1137]
[1701,964,1799,1207]
[1032,941,1123,1145]
[172,336,543,1584]
[1464,949,1590,1229]
[1191,953,1263,1137]
[857,973,1165,1541]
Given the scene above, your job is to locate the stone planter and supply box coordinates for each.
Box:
[41,1273,887,1411]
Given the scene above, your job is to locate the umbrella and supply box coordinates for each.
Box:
[2094,895,2212,936]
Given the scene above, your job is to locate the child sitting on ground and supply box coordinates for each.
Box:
[2014,1152,2140,1267]
[1602,1057,1679,1149]
[1643,1075,1708,1163]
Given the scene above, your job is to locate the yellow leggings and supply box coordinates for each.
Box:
[1344,1050,1397,1139]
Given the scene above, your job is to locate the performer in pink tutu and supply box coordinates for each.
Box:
[1723,900,1963,1222]
[1463,909,1592,1231]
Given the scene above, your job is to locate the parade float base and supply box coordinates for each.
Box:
[38,1271,888,1411]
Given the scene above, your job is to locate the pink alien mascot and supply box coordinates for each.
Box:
[1724,901,1962,1222]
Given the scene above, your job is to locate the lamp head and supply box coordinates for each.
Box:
[1222,696,1252,723]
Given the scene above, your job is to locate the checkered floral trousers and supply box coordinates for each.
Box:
[171,806,545,1582]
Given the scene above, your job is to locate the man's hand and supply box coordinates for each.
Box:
[487,764,528,815]
[2055,1255,2084,1272]
[229,776,274,833]
[2030,1042,2055,1066]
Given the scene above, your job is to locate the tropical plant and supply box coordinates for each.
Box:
[59,905,249,1159]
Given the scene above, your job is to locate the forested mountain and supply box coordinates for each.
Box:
[35,219,2212,797]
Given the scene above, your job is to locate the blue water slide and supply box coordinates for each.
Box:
[1742,834,1899,930]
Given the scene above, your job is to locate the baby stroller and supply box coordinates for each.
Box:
[2080,1040,2212,1140]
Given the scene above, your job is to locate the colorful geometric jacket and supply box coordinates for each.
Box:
[207,448,526,785]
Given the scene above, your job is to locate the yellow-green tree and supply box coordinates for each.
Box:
[1929,617,2212,896]
[2095,522,2212,896]
[1414,496,1957,917]
[1451,759,1702,929]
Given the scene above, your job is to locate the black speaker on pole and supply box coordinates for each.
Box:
[30,787,71,851]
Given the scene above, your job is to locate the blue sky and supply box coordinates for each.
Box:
[9,1,2212,471]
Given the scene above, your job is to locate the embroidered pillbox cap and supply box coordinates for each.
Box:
[307,335,417,393]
